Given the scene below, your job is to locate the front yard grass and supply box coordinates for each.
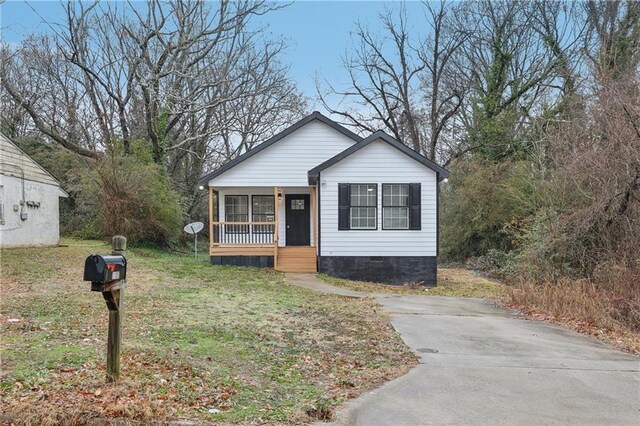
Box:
[0,239,415,424]
[318,268,504,298]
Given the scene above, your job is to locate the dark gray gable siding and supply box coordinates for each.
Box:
[198,111,362,185]
[307,131,450,184]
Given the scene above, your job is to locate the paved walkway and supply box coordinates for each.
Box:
[286,273,368,298]
[285,274,640,426]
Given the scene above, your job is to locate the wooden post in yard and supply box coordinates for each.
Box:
[102,235,126,382]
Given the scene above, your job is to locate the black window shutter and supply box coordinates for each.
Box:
[338,183,350,230]
[409,183,421,230]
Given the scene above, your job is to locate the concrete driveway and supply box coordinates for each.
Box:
[285,274,640,426]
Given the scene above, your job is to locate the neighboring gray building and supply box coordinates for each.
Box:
[0,133,68,247]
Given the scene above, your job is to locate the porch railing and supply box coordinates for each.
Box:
[211,221,276,245]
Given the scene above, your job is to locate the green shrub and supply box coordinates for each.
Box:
[440,158,538,261]
[77,155,183,246]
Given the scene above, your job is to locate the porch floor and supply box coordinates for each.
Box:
[276,246,317,273]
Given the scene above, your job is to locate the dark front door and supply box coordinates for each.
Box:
[285,194,311,246]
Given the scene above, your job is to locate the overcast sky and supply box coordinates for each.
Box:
[1,0,427,110]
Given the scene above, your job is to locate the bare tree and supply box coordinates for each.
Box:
[419,1,468,161]
[318,2,466,162]
[318,7,424,152]
[168,39,307,219]
[0,75,33,139]
[532,1,587,114]
[59,1,139,155]
[116,0,288,163]
[211,45,307,162]
[1,36,102,159]
[450,0,587,160]
[584,0,640,83]
[1,0,306,221]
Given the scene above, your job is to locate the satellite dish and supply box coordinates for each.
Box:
[184,222,204,234]
[183,221,204,260]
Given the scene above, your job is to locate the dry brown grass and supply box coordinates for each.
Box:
[436,268,506,298]
[503,274,640,354]
[318,268,504,298]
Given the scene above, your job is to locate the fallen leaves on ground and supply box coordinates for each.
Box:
[1,240,416,425]
[503,301,640,355]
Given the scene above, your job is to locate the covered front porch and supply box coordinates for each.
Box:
[207,186,318,272]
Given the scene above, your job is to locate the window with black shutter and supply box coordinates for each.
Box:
[381,183,421,230]
[338,183,377,230]
[350,184,377,229]
[382,184,409,229]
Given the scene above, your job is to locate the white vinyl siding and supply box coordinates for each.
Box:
[320,139,437,256]
[209,120,355,187]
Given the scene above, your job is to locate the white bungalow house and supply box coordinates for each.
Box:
[199,112,449,285]
[0,133,68,247]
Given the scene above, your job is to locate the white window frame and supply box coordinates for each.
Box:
[251,195,275,234]
[349,183,377,230]
[225,195,248,234]
[382,184,410,230]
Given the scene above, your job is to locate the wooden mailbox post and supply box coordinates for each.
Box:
[83,235,127,382]
[104,235,126,382]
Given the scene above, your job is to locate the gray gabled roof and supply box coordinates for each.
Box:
[198,111,362,185]
[308,130,450,184]
[0,132,69,197]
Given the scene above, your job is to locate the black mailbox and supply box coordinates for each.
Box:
[84,254,127,283]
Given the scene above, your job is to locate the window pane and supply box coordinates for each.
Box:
[383,207,409,229]
[383,184,409,207]
[291,199,305,210]
[225,195,248,233]
[226,196,248,214]
[350,184,376,207]
[252,196,274,233]
[253,196,274,215]
[350,207,376,229]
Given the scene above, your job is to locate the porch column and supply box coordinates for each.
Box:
[273,186,279,268]
[209,186,214,256]
[311,185,318,254]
